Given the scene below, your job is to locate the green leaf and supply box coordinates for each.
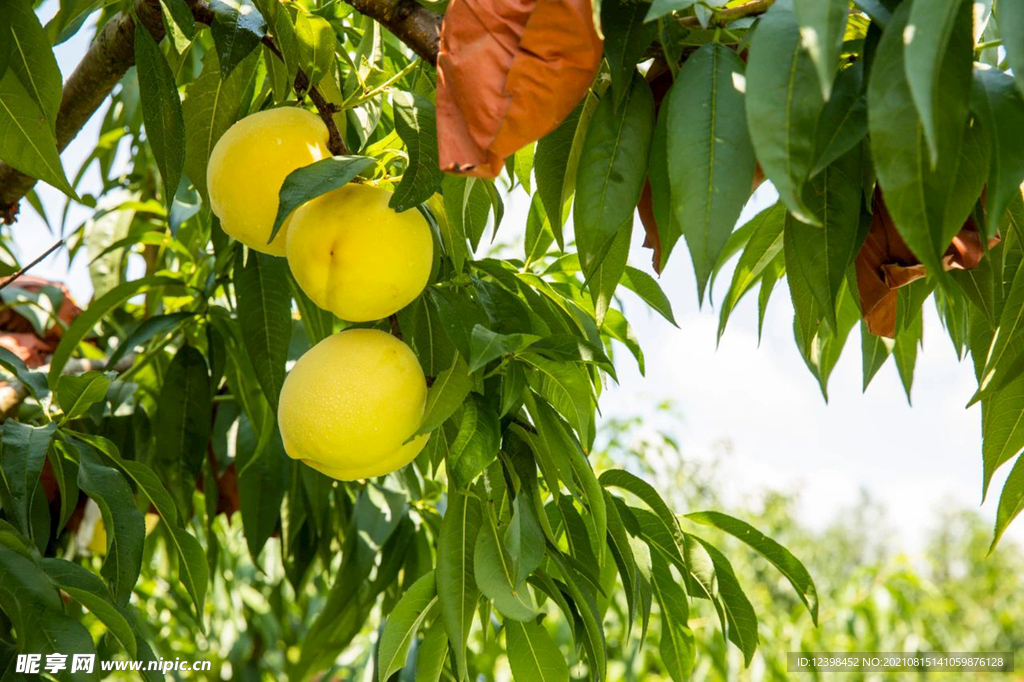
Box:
[57,370,111,422]
[40,558,138,657]
[437,491,481,681]
[71,441,145,607]
[981,375,1024,499]
[48,272,180,382]
[525,193,555,265]
[746,6,825,225]
[378,571,438,681]
[544,549,607,680]
[971,66,1024,240]
[905,0,971,167]
[506,484,546,586]
[210,0,266,79]
[783,145,864,330]
[648,103,683,270]
[6,0,62,132]
[999,0,1024,99]
[668,43,756,299]
[475,510,537,621]
[528,396,606,560]
[861,322,894,391]
[811,59,868,176]
[46,446,78,534]
[237,421,289,560]
[975,257,1024,400]
[867,2,986,287]
[390,91,444,211]
[294,12,335,85]
[650,551,695,682]
[448,395,500,487]
[717,203,786,340]
[952,256,997,326]
[414,621,449,682]
[469,325,540,372]
[990,453,1024,551]
[0,10,11,82]
[645,0,697,22]
[0,346,50,407]
[0,71,74,196]
[153,345,212,515]
[602,0,656,109]
[270,155,374,241]
[574,74,654,278]
[416,354,473,436]
[690,535,759,665]
[161,0,197,52]
[505,619,570,682]
[604,491,639,632]
[535,94,598,244]
[793,0,849,100]
[599,469,687,574]
[687,510,818,624]
[589,223,631,327]
[521,353,594,447]
[182,49,258,203]
[893,299,923,402]
[74,433,208,623]
[135,22,186,210]
[234,248,291,410]
[105,312,194,370]
[0,422,56,540]
[620,266,677,327]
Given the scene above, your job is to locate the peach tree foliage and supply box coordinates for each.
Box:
[0,0,1021,679]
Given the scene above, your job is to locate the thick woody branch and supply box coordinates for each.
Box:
[347,0,441,64]
[0,0,165,224]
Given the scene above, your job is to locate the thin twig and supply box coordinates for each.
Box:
[677,0,774,27]
[0,240,65,292]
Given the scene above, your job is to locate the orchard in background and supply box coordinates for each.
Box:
[1,0,1023,679]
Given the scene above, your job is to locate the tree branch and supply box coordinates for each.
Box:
[346,0,441,64]
[0,0,165,225]
[0,240,64,291]
[678,0,775,27]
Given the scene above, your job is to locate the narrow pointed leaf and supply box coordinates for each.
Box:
[668,44,755,299]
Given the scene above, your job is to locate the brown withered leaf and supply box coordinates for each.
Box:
[855,188,996,338]
[436,0,603,178]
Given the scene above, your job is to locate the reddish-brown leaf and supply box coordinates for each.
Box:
[436,0,603,177]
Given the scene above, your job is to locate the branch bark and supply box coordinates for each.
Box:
[0,0,441,224]
[346,0,441,64]
[0,0,165,224]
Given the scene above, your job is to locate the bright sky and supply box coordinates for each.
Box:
[12,6,1023,551]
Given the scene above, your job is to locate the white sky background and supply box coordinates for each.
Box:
[12,5,1024,552]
